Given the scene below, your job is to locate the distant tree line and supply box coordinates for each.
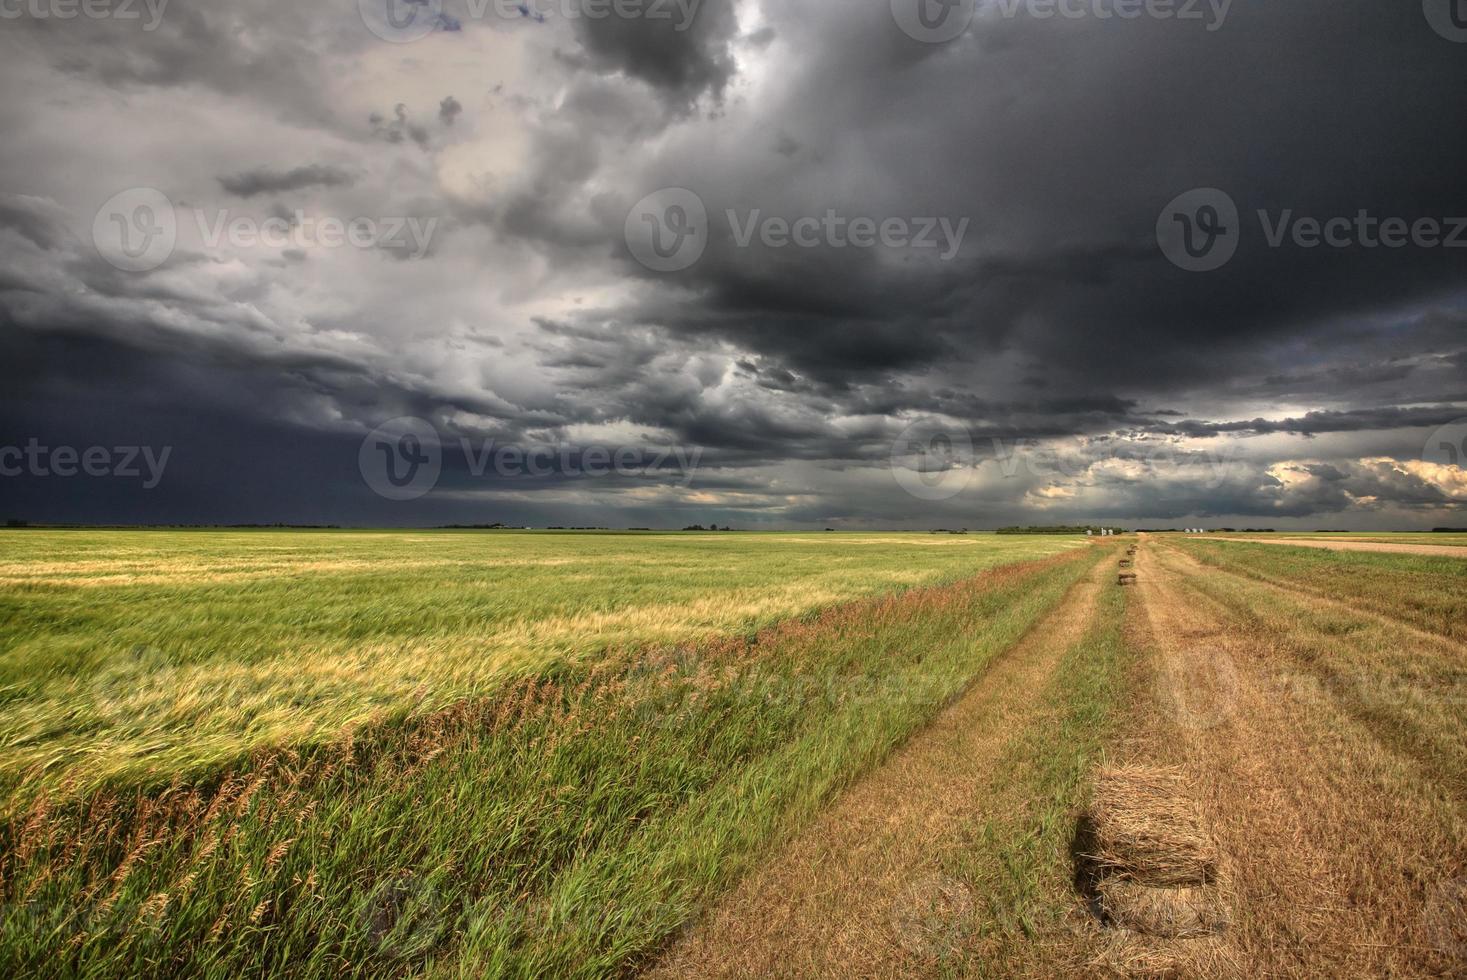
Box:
[996,525,1124,535]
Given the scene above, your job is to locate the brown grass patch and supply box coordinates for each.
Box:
[647,552,1112,978]
[1078,537,1467,976]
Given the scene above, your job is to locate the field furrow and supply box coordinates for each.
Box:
[649,545,1119,978]
[1047,537,1467,976]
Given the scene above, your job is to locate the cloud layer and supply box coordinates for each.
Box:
[0,0,1464,528]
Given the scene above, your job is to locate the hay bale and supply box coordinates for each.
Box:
[1096,879,1228,938]
[1088,766,1219,888]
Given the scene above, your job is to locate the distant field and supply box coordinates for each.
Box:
[0,530,1082,802]
[1210,531,1467,547]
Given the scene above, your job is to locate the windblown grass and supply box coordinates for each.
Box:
[0,534,1092,978]
[0,529,1080,805]
[940,576,1135,974]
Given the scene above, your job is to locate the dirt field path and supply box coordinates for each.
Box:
[1085,537,1464,976]
[1216,536,1467,558]
[646,556,1109,979]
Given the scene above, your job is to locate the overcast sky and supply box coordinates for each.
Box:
[1,0,1465,529]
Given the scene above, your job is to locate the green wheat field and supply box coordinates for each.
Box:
[0,529,1088,977]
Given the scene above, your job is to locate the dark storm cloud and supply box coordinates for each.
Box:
[566,0,740,107]
[585,0,1467,403]
[2,0,1465,528]
[218,165,358,198]
[1143,406,1467,440]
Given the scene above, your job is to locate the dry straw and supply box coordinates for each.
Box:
[1085,765,1229,942]
[1095,879,1228,939]
[1088,766,1219,888]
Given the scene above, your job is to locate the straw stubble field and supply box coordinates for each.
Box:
[1,529,1464,977]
